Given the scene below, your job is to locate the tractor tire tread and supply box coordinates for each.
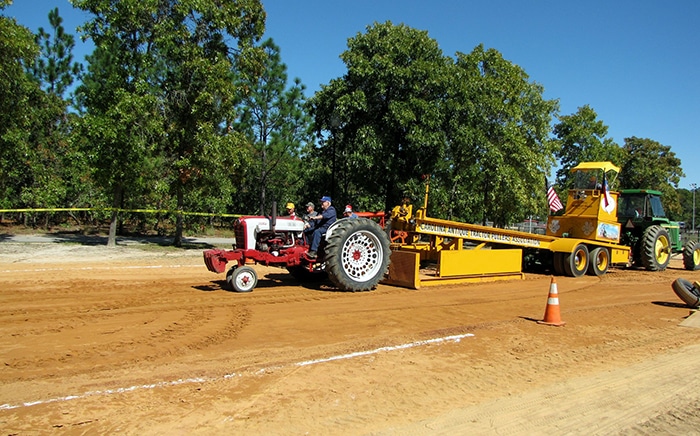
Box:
[324,218,391,292]
[640,225,670,271]
[682,240,700,271]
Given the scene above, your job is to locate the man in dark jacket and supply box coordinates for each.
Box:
[306,196,336,258]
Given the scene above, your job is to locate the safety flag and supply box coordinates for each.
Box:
[546,179,564,213]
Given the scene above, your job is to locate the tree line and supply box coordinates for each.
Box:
[1,1,693,246]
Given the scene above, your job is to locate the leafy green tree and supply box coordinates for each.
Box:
[676,187,696,227]
[72,0,266,246]
[308,21,450,211]
[438,45,559,225]
[619,136,684,215]
[30,7,82,99]
[0,4,40,210]
[553,105,623,189]
[20,7,88,226]
[73,20,165,245]
[234,38,312,214]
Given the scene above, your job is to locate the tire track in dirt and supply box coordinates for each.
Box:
[381,344,700,435]
[1,303,251,382]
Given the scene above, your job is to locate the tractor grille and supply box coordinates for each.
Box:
[234,220,246,249]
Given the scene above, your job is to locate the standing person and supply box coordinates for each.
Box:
[307,196,336,258]
[390,194,413,230]
[285,202,298,220]
[343,204,358,219]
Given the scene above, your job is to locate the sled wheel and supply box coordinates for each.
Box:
[552,252,565,275]
[324,218,391,291]
[227,265,257,293]
[640,225,671,271]
[564,244,589,277]
[671,278,700,308]
[683,240,700,271]
[586,247,610,276]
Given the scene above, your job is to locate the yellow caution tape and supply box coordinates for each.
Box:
[0,207,241,218]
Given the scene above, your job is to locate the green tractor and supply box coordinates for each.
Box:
[618,189,700,271]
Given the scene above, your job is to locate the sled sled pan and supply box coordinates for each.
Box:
[383,247,524,290]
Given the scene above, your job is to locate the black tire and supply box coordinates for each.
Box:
[671,278,700,308]
[227,265,257,293]
[324,218,391,291]
[564,244,589,277]
[586,247,610,277]
[683,240,700,271]
[640,225,671,271]
[552,252,565,275]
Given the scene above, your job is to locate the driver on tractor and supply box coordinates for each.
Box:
[305,195,337,258]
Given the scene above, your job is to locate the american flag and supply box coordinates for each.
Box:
[546,180,564,213]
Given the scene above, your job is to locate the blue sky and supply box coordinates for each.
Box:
[6,0,699,189]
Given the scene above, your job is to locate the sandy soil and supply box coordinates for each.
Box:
[1,241,700,435]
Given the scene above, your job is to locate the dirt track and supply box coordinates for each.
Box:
[1,241,700,435]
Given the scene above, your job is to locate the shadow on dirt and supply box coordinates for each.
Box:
[519,316,543,323]
[192,281,228,292]
[192,273,347,294]
[652,300,692,309]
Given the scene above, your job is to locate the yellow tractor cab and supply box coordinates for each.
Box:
[547,161,621,243]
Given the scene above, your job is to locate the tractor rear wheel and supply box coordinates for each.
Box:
[324,218,391,291]
[683,240,700,271]
[640,225,671,271]
[564,244,589,277]
[586,247,610,276]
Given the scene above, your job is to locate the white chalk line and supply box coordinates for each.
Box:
[0,264,204,274]
[0,333,474,411]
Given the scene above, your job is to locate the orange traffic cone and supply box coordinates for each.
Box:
[538,277,566,326]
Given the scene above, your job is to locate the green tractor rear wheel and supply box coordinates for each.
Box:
[640,225,671,271]
[683,240,700,271]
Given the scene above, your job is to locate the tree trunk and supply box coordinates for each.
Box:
[108,185,123,247]
[259,147,267,215]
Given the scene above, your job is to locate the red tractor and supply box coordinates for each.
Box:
[203,204,391,292]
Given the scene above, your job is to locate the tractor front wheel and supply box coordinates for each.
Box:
[324,218,391,291]
[227,265,257,293]
[683,240,700,271]
[640,225,671,271]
